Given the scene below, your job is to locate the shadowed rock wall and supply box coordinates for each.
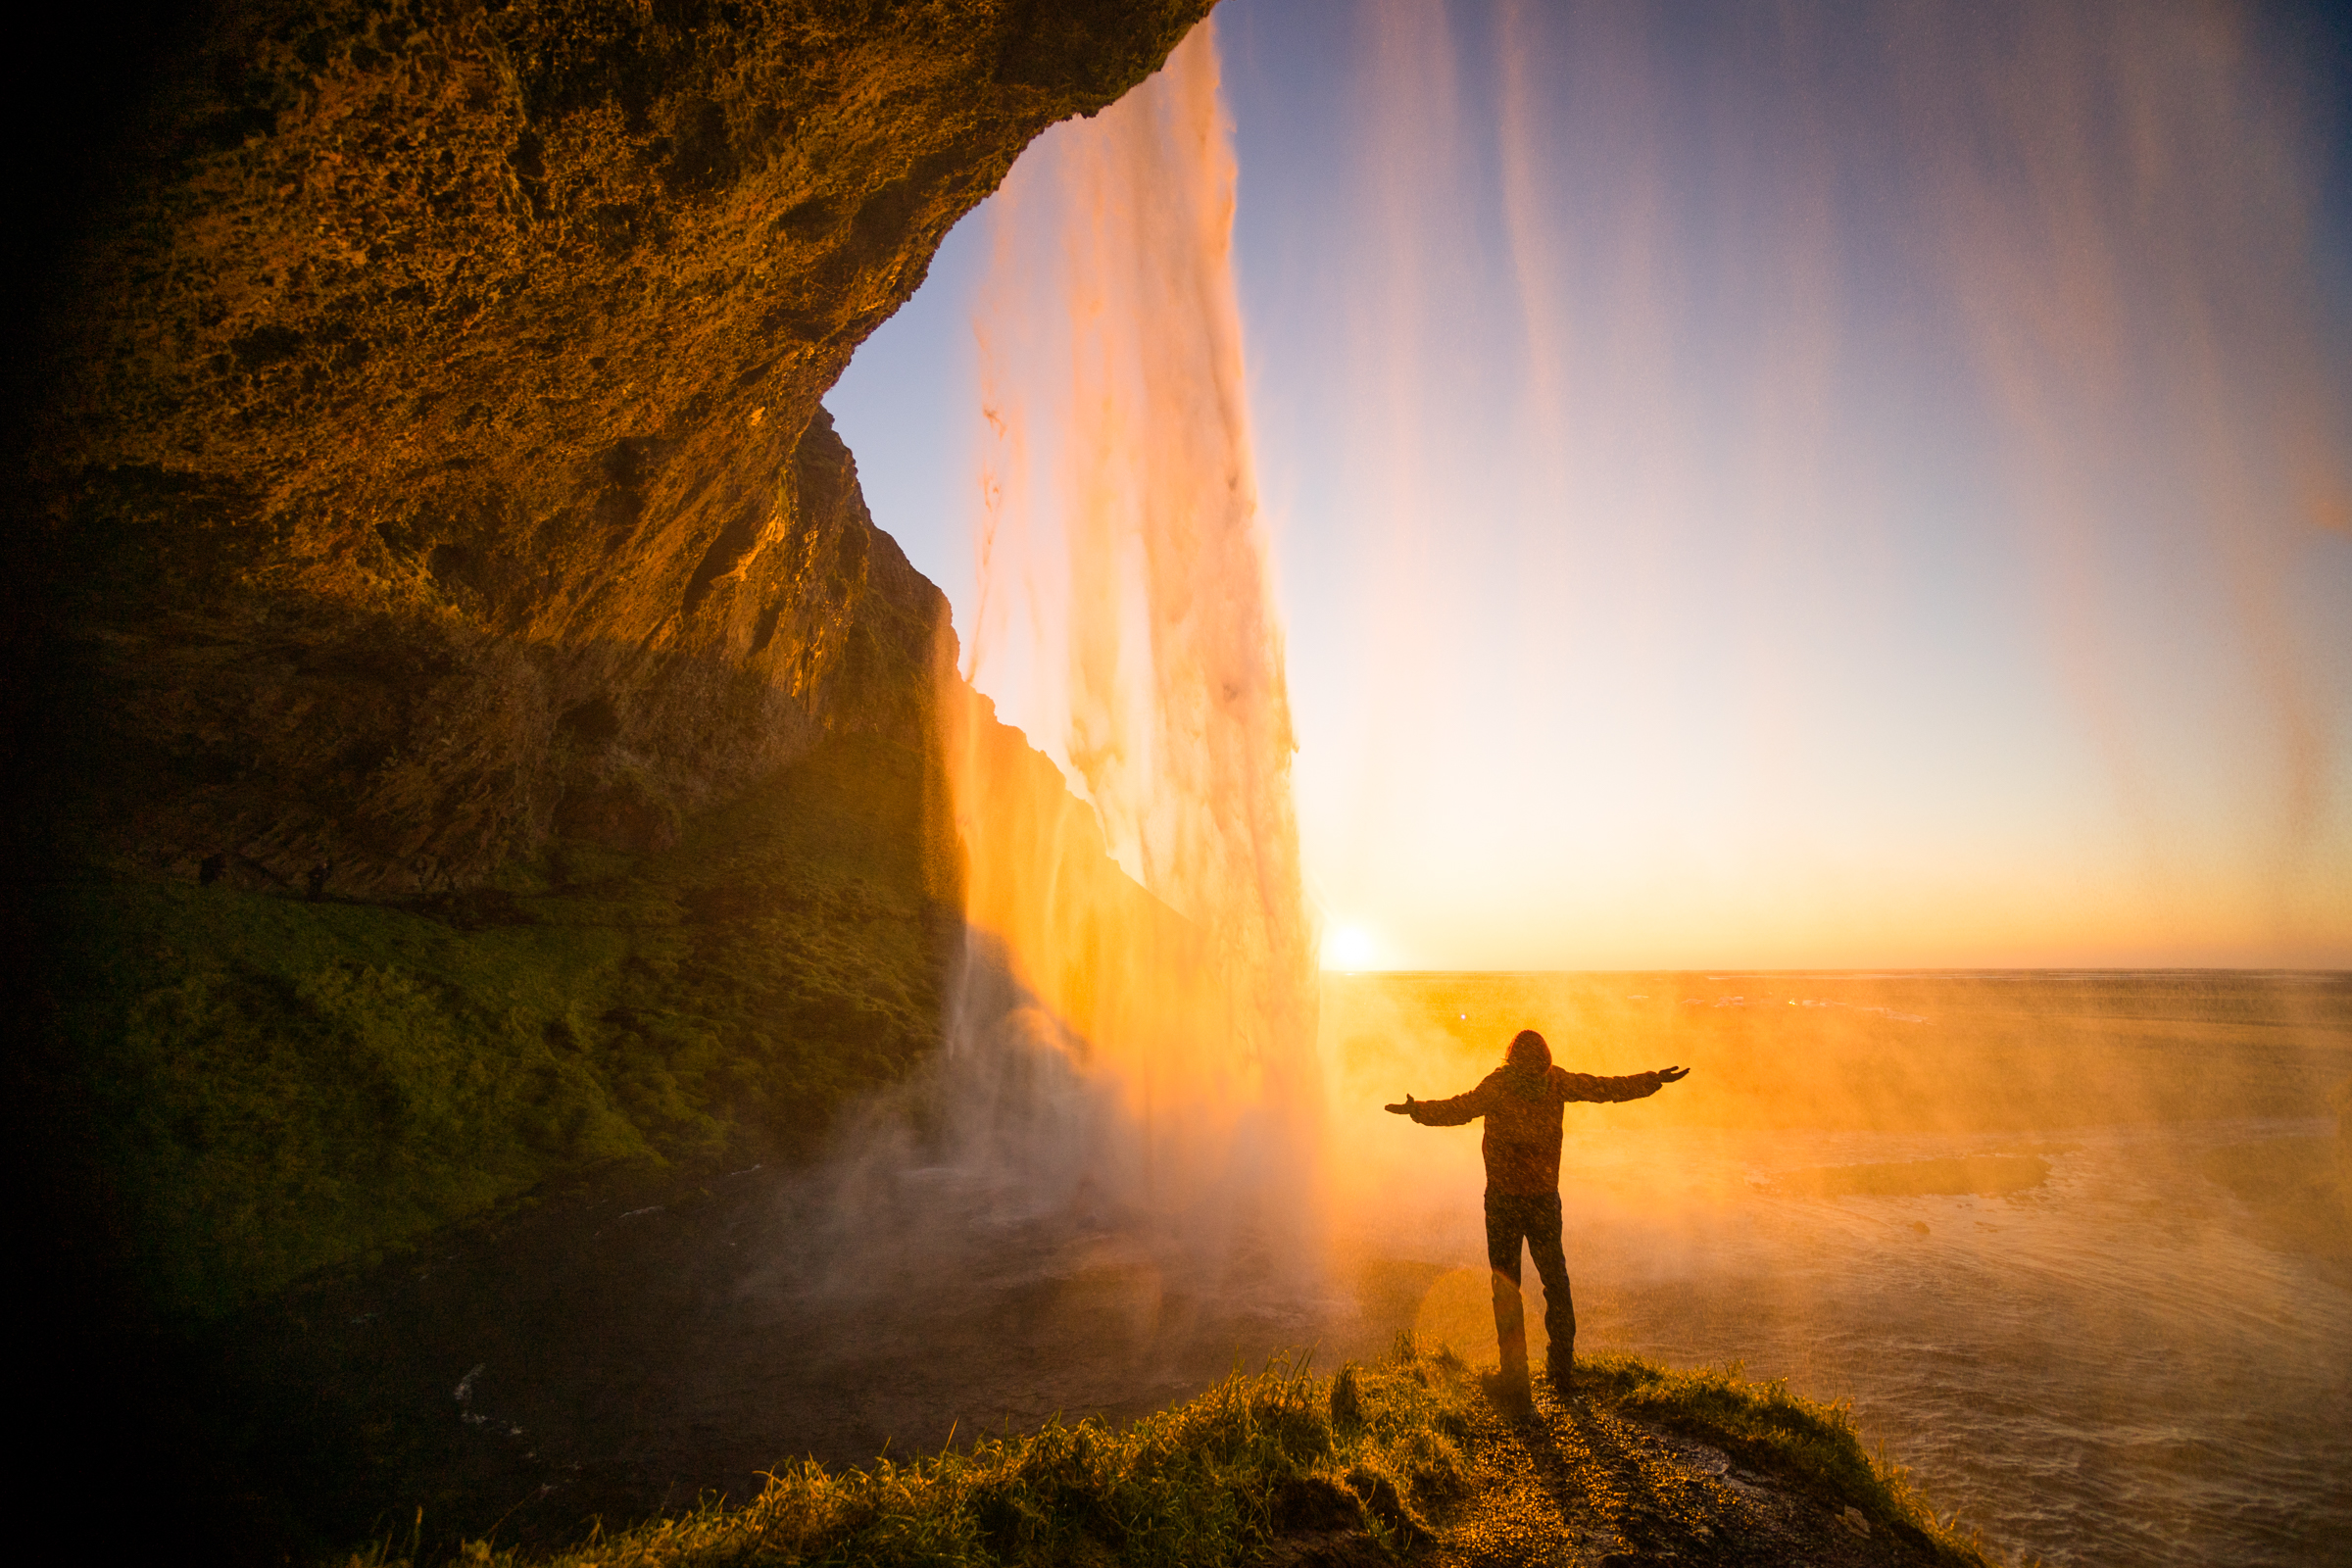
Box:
[24,0,1213,895]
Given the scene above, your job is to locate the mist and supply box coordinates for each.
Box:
[1314,968,2351,1563]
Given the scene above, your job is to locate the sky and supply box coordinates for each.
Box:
[826,0,2352,972]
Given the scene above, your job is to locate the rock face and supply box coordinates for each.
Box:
[24,0,1212,895]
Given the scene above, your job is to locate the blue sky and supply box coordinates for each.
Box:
[829,0,2352,969]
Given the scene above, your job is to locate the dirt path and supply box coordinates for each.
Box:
[1439,1374,1957,1568]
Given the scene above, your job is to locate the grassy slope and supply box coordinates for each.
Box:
[343,1347,1990,1568]
[55,731,954,1320]
[1574,1357,1979,1550]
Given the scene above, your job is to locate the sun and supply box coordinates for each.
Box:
[1323,925,1377,970]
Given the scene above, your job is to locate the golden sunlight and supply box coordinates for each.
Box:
[1322,923,1377,971]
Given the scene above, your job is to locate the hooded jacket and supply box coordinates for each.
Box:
[1408,1065,1666,1195]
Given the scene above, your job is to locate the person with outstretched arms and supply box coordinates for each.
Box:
[1387,1029,1689,1403]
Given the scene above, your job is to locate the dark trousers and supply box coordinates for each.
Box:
[1485,1190,1575,1380]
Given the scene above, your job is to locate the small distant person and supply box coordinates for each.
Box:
[1387,1030,1688,1400]
[306,861,330,902]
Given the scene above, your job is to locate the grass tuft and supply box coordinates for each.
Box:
[1578,1355,1993,1562]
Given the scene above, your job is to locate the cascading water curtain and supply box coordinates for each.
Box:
[948,18,1324,1287]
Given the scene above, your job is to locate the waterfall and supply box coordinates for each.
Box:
[799,21,1323,1314]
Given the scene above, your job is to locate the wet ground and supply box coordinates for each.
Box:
[161,976,2352,1568]
[173,1117,2352,1566]
[186,1154,1414,1562]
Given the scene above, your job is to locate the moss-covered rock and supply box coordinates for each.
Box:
[59,729,958,1318]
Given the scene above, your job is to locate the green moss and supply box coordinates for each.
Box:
[56,732,954,1320]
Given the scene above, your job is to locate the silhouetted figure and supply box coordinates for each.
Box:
[1387,1029,1689,1401]
[306,861,329,902]
[198,854,225,887]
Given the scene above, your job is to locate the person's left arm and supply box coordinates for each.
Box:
[1556,1064,1690,1102]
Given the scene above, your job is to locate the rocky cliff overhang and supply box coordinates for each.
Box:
[17,0,1212,896]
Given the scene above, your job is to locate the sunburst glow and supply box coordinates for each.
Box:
[1323,924,1377,970]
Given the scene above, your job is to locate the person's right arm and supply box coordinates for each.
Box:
[1384,1080,1490,1124]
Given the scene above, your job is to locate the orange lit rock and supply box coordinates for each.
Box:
[24,0,1213,895]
